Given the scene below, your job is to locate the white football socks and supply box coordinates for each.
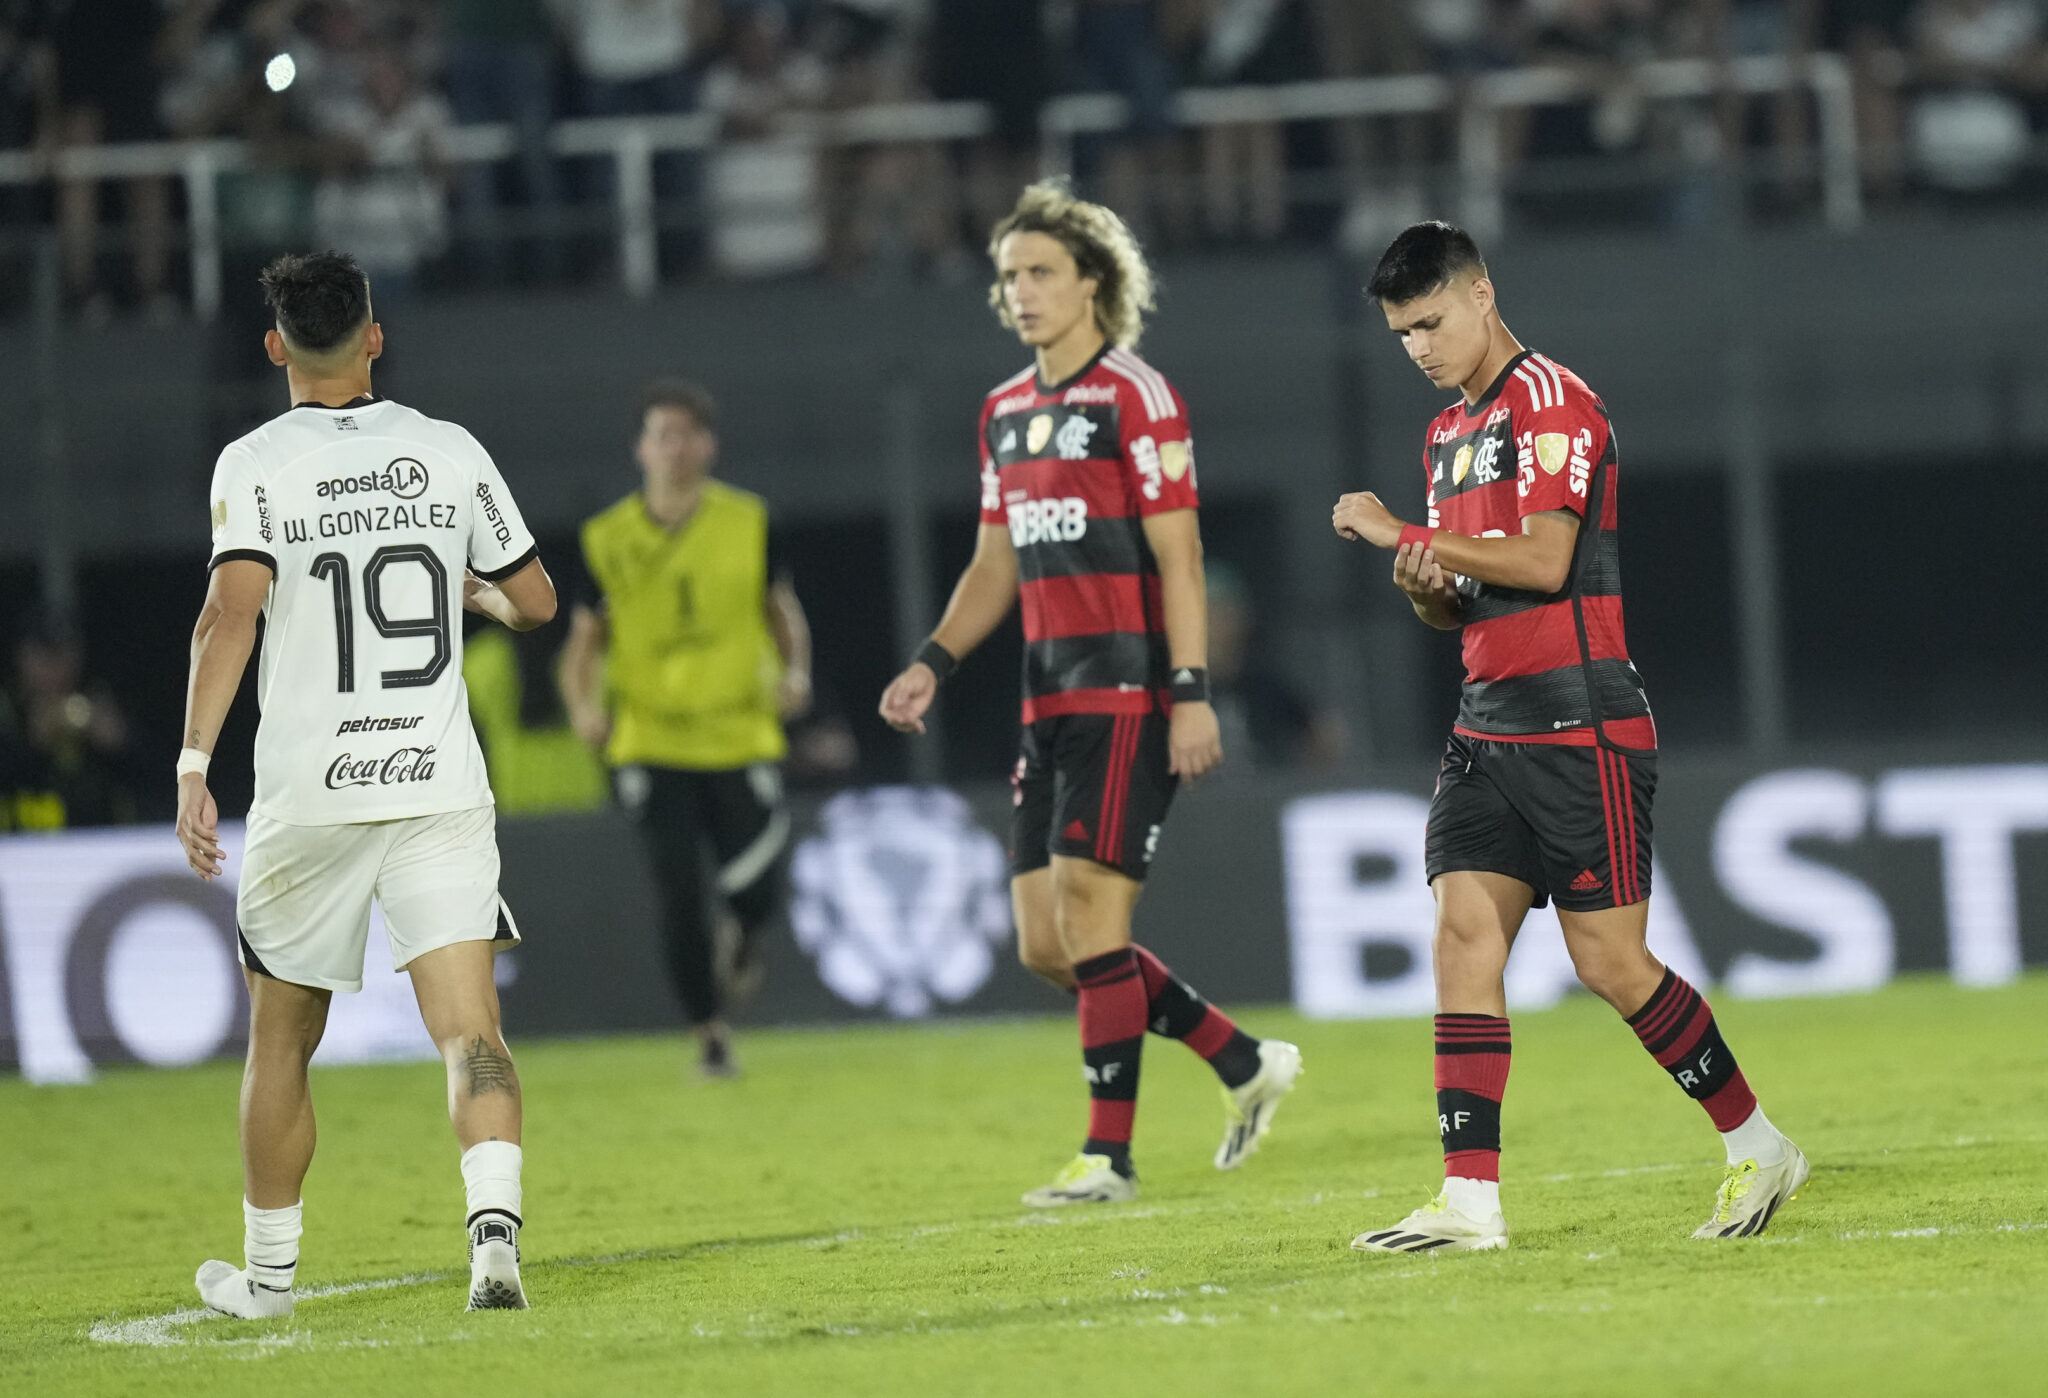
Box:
[461,1141,529,1310]
[195,1199,301,1319]
[1720,1104,1787,1167]
[244,1198,303,1293]
[461,1140,524,1231]
[1444,1175,1501,1220]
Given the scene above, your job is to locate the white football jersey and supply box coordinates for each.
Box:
[207,396,537,825]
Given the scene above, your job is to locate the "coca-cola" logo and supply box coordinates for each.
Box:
[325,745,438,790]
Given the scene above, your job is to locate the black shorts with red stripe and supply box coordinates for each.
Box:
[1423,732,1655,911]
[1011,712,1178,881]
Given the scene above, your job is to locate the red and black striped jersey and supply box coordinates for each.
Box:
[1424,350,1656,751]
[977,345,1198,724]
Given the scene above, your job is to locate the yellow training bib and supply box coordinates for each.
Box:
[580,483,786,770]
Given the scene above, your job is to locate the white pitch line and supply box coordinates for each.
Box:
[1830,1220,2048,1243]
[95,1207,2048,1352]
[75,1183,1662,1350]
[89,1272,449,1349]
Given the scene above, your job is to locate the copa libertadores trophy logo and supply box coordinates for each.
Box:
[789,787,1010,1018]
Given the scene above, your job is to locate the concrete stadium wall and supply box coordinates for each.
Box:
[3,212,2047,565]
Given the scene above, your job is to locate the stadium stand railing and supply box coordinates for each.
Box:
[0,51,1861,316]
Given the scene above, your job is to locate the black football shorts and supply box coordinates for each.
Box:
[1424,731,1655,911]
[1011,711,1178,881]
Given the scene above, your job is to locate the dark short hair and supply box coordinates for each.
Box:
[258,251,371,353]
[639,378,718,433]
[1366,221,1488,305]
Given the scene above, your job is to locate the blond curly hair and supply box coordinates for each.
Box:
[987,181,1157,350]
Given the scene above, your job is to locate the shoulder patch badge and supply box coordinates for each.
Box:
[1535,433,1570,476]
[1158,439,1190,481]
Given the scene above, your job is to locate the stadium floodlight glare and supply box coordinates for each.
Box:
[264,52,297,93]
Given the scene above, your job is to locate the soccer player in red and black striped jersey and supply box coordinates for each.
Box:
[1333,222,1807,1250]
[880,183,1301,1206]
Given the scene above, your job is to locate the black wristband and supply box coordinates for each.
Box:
[914,638,959,683]
[1168,666,1210,703]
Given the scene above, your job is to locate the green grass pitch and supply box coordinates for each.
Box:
[4,974,2045,1397]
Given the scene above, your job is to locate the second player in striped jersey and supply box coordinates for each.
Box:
[880,183,1301,1207]
[979,338,1193,731]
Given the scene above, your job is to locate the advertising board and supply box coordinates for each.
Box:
[4,756,2044,1082]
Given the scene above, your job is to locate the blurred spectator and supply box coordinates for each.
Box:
[0,2,41,230]
[439,0,564,280]
[0,611,138,828]
[1408,0,1516,74]
[1823,1,1913,199]
[181,3,333,255]
[556,0,710,117]
[700,2,828,276]
[195,14,354,439]
[1183,0,1318,240]
[928,0,1048,244]
[312,45,453,299]
[1510,0,1676,224]
[1205,563,1346,772]
[159,0,260,140]
[1323,1,1432,253]
[816,0,956,274]
[291,0,373,130]
[1071,0,1189,243]
[463,622,610,816]
[555,0,715,229]
[1702,0,1821,205]
[0,1,35,150]
[1523,0,1661,161]
[1907,0,2048,191]
[43,0,176,323]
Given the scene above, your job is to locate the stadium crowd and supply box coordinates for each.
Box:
[2,2,2045,315]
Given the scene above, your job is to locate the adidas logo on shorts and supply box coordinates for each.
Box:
[1570,868,1604,893]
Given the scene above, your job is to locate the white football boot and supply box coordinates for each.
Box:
[1351,1191,1509,1254]
[1021,1153,1138,1208]
[466,1216,530,1310]
[195,1259,295,1319]
[1693,1139,1810,1239]
[1214,1039,1303,1171]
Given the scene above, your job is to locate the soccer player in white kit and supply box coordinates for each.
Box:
[175,252,558,1316]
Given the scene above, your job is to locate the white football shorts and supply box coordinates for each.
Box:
[235,804,519,993]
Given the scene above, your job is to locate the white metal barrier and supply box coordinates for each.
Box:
[0,52,1860,316]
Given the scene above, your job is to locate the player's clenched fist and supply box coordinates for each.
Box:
[1332,490,1401,547]
[1167,700,1223,782]
[878,662,938,734]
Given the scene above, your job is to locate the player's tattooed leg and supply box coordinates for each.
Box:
[462,1036,519,1099]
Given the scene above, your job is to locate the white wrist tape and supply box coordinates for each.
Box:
[176,748,211,779]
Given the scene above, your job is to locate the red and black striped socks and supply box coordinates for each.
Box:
[1435,1013,1512,1186]
[1625,968,1759,1132]
[1075,948,1147,1176]
[1131,944,1262,1088]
